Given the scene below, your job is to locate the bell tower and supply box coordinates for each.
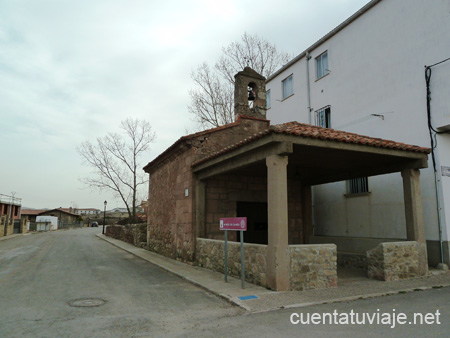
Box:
[234,67,267,120]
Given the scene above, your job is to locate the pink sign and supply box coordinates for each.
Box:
[220,217,247,231]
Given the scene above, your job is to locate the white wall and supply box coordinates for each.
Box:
[36,216,58,230]
[267,0,450,244]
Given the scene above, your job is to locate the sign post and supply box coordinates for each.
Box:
[224,229,228,282]
[220,217,247,289]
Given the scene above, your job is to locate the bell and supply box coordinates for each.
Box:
[248,89,256,101]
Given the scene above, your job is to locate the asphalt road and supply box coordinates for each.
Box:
[0,228,241,337]
[1,228,448,337]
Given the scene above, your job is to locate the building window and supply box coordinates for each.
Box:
[347,177,369,195]
[315,106,331,128]
[316,51,329,79]
[266,89,271,109]
[282,74,293,99]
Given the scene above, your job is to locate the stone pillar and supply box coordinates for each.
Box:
[266,155,290,291]
[301,185,313,244]
[401,169,428,275]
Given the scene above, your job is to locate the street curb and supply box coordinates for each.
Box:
[95,233,249,311]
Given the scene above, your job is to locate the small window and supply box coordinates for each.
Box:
[266,89,271,109]
[282,74,293,99]
[347,177,369,195]
[315,106,331,128]
[316,51,329,79]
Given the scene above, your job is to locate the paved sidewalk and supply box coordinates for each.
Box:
[97,234,450,313]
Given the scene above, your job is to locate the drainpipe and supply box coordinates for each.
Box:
[425,64,447,267]
[434,170,445,264]
[306,51,312,124]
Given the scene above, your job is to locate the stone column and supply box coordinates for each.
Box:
[266,155,290,291]
[401,169,428,275]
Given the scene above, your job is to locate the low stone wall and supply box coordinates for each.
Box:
[289,244,338,291]
[337,252,367,270]
[366,241,420,281]
[105,224,147,248]
[195,238,267,287]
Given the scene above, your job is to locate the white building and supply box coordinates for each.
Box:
[266,0,450,266]
[75,208,100,216]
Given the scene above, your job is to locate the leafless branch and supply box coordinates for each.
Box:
[188,32,290,129]
[77,118,155,222]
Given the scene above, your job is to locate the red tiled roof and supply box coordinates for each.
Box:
[192,122,431,167]
[21,209,47,215]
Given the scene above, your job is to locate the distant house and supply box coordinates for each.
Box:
[0,193,22,236]
[21,209,47,222]
[39,208,80,225]
[0,193,21,221]
[74,208,101,216]
[21,208,80,228]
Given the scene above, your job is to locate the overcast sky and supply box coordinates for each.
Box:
[0,0,370,210]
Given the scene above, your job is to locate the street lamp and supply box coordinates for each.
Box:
[102,200,107,234]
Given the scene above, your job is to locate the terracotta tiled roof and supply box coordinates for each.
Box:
[21,209,47,215]
[192,122,431,167]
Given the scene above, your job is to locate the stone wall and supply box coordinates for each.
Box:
[148,148,195,261]
[105,224,147,248]
[204,176,303,244]
[195,238,267,287]
[196,239,338,291]
[204,175,267,241]
[366,241,420,281]
[289,244,338,291]
[147,116,270,262]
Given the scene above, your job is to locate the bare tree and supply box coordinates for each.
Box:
[188,63,234,128]
[77,118,156,223]
[189,32,291,129]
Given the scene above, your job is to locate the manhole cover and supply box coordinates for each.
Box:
[68,298,106,308]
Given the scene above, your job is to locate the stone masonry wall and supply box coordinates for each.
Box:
[148,149,195,261]
[204,176,303,244]
[367,241,420,281]
[106,224,147,247]
[204,174,267,241]
[147,117,270,263]
[196,238,267,287]
[289,244,338,291]
[288,179,303,244]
